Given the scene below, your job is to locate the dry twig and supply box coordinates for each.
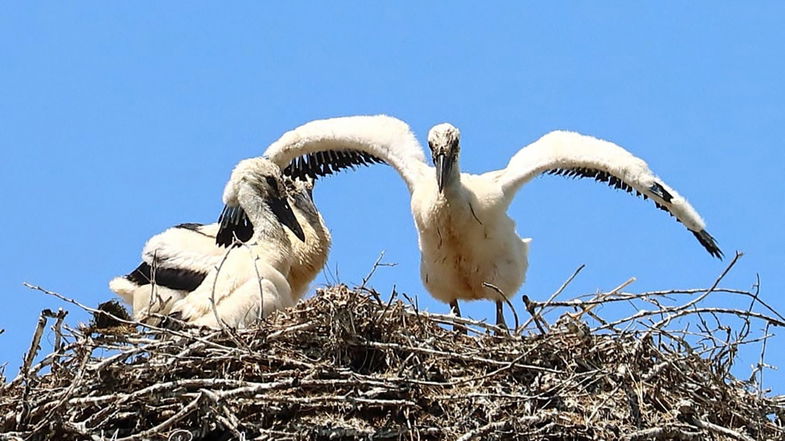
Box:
[2,267,782,440]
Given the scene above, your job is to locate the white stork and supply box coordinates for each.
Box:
[262,115,722,327]
[110,177,330,323]
[111,157,311,328]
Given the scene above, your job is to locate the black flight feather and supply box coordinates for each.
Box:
[544,167,722,259]
[125,261,207,293]
[216,205,254,248]
[282,149,386,181]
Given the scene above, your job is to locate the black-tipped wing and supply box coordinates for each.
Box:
[546,167,640,194]
[110,222,223,306]
[283,149,385,181]
[126,261,207,292]
[262,115,430,193]
[545,168,673,203]
[493,130,722,259]
[544,167,723,259]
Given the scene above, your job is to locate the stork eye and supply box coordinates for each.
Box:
[265,176,279,192]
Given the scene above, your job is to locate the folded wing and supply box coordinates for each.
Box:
[109,223,223,320]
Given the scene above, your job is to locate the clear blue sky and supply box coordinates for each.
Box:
[2,3,783,394]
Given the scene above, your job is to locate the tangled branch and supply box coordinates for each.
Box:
[1,259,782,440]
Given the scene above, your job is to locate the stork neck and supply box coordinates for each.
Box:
[240,195,291,248]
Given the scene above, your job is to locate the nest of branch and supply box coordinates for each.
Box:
[1,278,783,441]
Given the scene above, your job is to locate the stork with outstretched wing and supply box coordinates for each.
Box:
[262,115,722,328]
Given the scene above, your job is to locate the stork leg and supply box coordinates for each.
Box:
[449,300,467,334]
[495,301,507,328]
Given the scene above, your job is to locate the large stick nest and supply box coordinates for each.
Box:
[1,271,784,440]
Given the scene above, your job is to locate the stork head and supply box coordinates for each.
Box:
[221,157,305,243]
[427,123,461,193]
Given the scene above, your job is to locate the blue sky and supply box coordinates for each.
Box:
[2,3,783,394]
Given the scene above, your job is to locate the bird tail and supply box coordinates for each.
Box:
[109,276,138,305]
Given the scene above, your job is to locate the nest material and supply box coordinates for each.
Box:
[1,282,783,441]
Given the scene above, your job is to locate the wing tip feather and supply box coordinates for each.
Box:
[692,229,724,259]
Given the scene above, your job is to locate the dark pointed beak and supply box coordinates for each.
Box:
[268,197,306,242]
[435,154,453,193]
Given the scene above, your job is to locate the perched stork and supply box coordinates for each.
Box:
[262,115,722,327]
[111,158,309,328]
[110,177,330,323]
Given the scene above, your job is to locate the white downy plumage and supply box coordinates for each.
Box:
[263,115,722,326]
[109,177,330,323]
[110,158,320,328]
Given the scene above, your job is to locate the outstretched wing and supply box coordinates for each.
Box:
[489,131,722,258]
[263,115,431,193]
